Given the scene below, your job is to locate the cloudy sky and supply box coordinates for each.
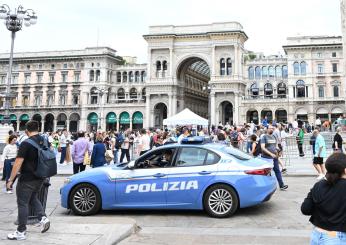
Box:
[0,0,342,62]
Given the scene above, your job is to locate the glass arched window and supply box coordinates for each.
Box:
[255,66,261,79]
[264,83,273,98]
[226,58,232,75]
[141,71,146,82]
[248,66,254,80]
[129,71,134,82]
[90,89,98,104]
[122,72,127,82]
[220,58,226,75]
[300,61,306,75]
[130,88,137,99]
[318,86,324,98]
[250,83,259,98]
[116,72,121,83]
[296,80,305,98]
[275,66,282,78]
[162,61,167,78]
[142,88,146,101]
[277,82,287,98]
[134,71,140,82]
[156,61,161,71]
[268,66,274,79]
[333,86,339,97]
[293,62,299,75]
[262,66,268,79]
[117,88,125,100]
[89,70,95,81]
[95,70,100,81]
[282,65,288,78]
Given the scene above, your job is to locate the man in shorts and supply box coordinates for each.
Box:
[313,128,327,180]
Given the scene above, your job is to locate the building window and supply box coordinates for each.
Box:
[332,52,337,58]
[74,73,80,82]
[73,95,79,105]
[38,64,43,69]
[130,88,138,99]
[62,73,67,83]
[293,62,299,75]
[282,65,288,79]
[37,74,43,83]
[60,95,66,105]
[122,72,127,82]
[300,61,306,75]
[332,63,338,73]
[26,65,30,70]
[156,61,161,77]
[141,71,146,82]
[250,83,259,98]
[248,66,254,80]
[296,80,305,98]
[35,95,41,106]
[275,66,282,78]
[23,96,29,106]
[12,75,18,84]
[63,63,67,69]
[51,64,55,69]
[129,71,134,82]
[116,72,121,83]
[226,58,232,75]
[24,74,31,84]
[0,76,5,84]
[264,83,273,98]
[135,71,140,82]
[333,86,339,97]
[47,95,53,106]
[268,66,274,79]
[255,66,261,80]
[262,66,268,79]
[162,60,167,78]
[90,91,98,104]
[317,52,322,58]
[117,88,125,100]
[89,70,95,81]
[220,59,226,76]
[318,86,324,98]
[277,82,287,98]
[49,74,55,83]
[317,64,324,74]
[95,70,100,81]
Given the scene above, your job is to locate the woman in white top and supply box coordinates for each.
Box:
[120,133,130,163]
[3,135,18,194]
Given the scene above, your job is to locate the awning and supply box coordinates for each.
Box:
[296,108,308,115]
[119,112,130,124]
[0,115,3,120]
[106,112,117,123]
[332,107,343,114]
[316,108,328,114]
[10,114,17,121]
[133,111,143,124]
[20,114,30,121]
[88,113,98,124]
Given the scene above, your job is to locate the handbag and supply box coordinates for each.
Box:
[105,149,114,163]
[83,151,90,165]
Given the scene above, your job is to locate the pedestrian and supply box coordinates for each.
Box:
[2,135,18,194]
[138,129,151,155]
[250,134,261,157]
[312,128,327,180]
[260,125,288,190]
[72,131,90,174]
[296,126,305,157]
[217,132,228,145]
[301,152,346,245]
[90,135,106,168]
[120,132,131,163]
[332,127,344,153]
[59,129,68,165]
[6,121,50,240]
[315,117,322,129]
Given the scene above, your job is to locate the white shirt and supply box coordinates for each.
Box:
[315,118,321,126]
[140,134,151,151]
[17,134,28,145]
[60,134,67,147]
[292,121,298,129]
[2,144,18,160]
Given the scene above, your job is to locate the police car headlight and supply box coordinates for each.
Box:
[63,178,72,185]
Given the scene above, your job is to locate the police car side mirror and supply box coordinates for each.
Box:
[127,161,135,169]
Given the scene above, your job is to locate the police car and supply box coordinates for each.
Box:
[60,137,277,218]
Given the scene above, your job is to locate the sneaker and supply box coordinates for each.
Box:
[281,168,287,174]
[39,216,50,233]
[7,230,26,240]
[280,185,288,191]
[6,189,13,194]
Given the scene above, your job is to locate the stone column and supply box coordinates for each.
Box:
[168,94,173,117]
[234,94,239,125]
[211,45,216,77]
[234,44,239,78]
[172,94,177,115]
[145,94,151,128]
[53,119,57,131]
[169,48,173,77]
[41,120,45,133]
[121,71,123,83]
[66,119,70,132]
[147,48,152,81]
[16,119,19,132]
[130,117,133,130]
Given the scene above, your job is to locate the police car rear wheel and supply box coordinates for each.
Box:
[204,184,238,218]
[70,183,101,216]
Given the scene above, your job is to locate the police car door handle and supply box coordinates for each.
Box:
[198,171,211,175]
[153,173,166,178]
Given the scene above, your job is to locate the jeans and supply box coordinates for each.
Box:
[260,157,285,188]
[246,141,252,153]
[113,149,119,164]
[297,143,304,156]
[311,228,346,245]
[120,149,130,163]
[16,178,45,232]
[60,147,67,163]
[4,158,15,183]
[73,162,86,174]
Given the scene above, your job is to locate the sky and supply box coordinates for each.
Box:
[0,0,342,63]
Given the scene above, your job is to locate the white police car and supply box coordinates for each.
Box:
[60,137,277,218]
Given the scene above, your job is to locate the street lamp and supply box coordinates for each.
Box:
[203,84,216,134]
[0,4,37,124]
[94,88,106,130]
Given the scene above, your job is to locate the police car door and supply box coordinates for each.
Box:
[166,147,219,207]
[114,150,169,207]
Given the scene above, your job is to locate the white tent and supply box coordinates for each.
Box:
[163,108,208,126]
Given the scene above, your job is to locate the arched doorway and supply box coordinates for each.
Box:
[132,111,143,130]
[296,108,308,122]
[19,114,29,131]
[219,101,233,125]
[246,109,258,124]
[87,112,98,132]
[316,108,329,123]
[176,57,210,117]
[69,113,80,132]
[44,114,54,132]
[154,103,167,128]
[275,109,287,123]
[261,109,273,122]
[331,107,343,123]
[57,113,67,130]
[119,112,130,131]
[32,114,42,132]
[106,112,117,131]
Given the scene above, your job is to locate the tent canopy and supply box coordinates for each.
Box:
[163,108,208,126]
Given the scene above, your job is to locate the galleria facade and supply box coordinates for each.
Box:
[0,22,344,132]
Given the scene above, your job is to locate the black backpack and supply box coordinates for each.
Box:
[253,142,261,157]
[26,137,57,178]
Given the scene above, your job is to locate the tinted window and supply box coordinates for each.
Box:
[176,147,207,167]
[205,151,220,165]
[223,147,253,161]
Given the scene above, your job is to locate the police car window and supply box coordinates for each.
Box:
[205,151,220,165]
[224,147,252,161]
[176,147,207,167]
[136,148,175,168]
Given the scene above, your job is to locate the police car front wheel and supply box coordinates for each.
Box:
[69,183,101,216]
[203,184,238,218]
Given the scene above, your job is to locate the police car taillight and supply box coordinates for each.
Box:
[245,168,272,176]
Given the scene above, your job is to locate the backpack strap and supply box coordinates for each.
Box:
[25,138,41,150]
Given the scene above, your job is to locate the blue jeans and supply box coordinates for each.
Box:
[4,158,15,183]
[59,147,67,163]
[246,141,252,153]
[311,228,346,245]
[113,149,119,164]
[260,156,285,188]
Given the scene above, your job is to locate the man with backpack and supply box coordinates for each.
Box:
[6,121,53,240]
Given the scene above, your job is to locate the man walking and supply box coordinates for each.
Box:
[72,131,90,174]
[313,128,327,180]
[260,125,288,190]
[6,120,50,240]
[59,129,68,165]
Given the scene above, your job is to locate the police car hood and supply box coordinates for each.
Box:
[70,165,127,180]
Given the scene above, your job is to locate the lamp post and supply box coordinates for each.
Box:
[203,84,216,134]
[0,4,37,124]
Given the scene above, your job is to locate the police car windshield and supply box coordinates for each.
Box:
[223,147,253,161]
